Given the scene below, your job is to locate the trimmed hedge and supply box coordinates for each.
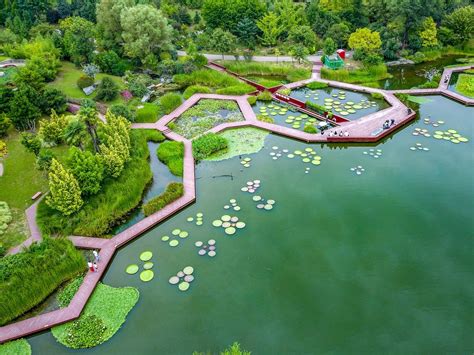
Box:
[143,182,184,216]
[305,101,326,114]
[159,93,182,114]
[183,85,212,99]
[192,133,228,161]
[157,141,184,176]
[0,238,85,325]
[257,91,272,101]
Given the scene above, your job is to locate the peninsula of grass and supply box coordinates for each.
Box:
[321,64,391,85]
[222,61,311,83]
[156,141,184,176]
[52,283,139,349]
[192,133,228,161]
[135,103,161,123]
[170,99,244,139]
[0,238,85,326]
[455,73,474,98]
[143,182,184,216]
[173,69,254,96]
[0,129,69,249]
[37,130,164,237]
[0,339,31,355]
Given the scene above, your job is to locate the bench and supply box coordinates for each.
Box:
[31,192,42,200]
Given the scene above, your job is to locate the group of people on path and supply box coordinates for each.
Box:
[87,250,100,273]
[323,130,349,137]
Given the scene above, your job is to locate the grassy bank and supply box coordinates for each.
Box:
[222,61,311,82]
[0,339,31,354]
[156,141,184,176]
[0,238,85,325]
[143,182,184,216]
[455,73,474,98]
[321,64,391,85]
[37,130,164,237]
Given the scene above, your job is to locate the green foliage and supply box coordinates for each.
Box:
[183,85,212,99]
[60,16,95,65]
[222,61,311,82]
[456,73,474,98]
[348,28,382,55]
[9,88,41,131]
[39,111,69,145]
[37,130,156,237]
[174,69,253,93]
[0,238,85,325]
[257,12,283,47]
[247,96,257,105]
[39,87,67,115]
[303,124,318,134]
[371,92,384,100]
[257,91,273,101]
[110,104,136,122]
[159,93,183,114]
[143,182,184,216]
[52,283,139,349]
[288,26,318,53]
[125,72,152,97]
[323,37,336,56]
[257,114,274,123]
[135,103,159,123]
[192,133,228,161]
[215,85,255,95]
[95,77,119,102]
[0,114,11,137]
[77,75,94,89]
[0,339,31,355]
[120,4,173,59]
[0,202,13,237]
[321,64,390,84]
[58,275,84,308]
[67,148,104,196]
[306,81,329,90]
[193,341,251,355]
[36,148,55,171]
[157,141,184,176]
[306,101,327,114]
[210,28,237,59]
[20,133,41,156]
[0,140,6,158]
[443,6,474,46]
[94,51,130,76]
[46,158,83,216]
[419,17,438,49]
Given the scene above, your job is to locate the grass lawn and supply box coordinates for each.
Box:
[48,61,125,105]
[321,64,391,85]
[455,73,474,98]
[0,129,69,249]
[52,283,139,349]
[221,61,312,82]
[0,55,9,62]
[0,338,31,354]
[136,102,161,123]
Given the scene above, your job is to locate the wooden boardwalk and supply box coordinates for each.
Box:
[2,63,473,344]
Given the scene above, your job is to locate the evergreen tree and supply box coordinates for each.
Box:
[46,159,83,216]
[99,144,125,178]
[67,147,104,196]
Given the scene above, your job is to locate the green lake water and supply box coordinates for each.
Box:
[28,96,473,354]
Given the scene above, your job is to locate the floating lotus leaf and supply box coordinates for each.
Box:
[161,236,170,242]
[140,251,153,261]
[451,139,460,143]
[126,264,139,275]
[172,229,180,236]
[236,221,246,229]
[177,271,185,277]
[178,282,190,291]
[231,216,239,222]
[140,270,154,282]
[225,227,236,235]
[448,129,457,133]
[212,220,222,227]
[302,158,310,163]
[221,215,231,222]
[183,266,194,275]
[433,135,443,139]
[340,111,349,115]
[179,231,189,238]
[234,206,241,211]
[253,195,262,201]
[267,199,275,205]
[195,241,203,247]
[198,249,206,256]
[208,239,216,245]
[222,221,231,228]
[184,275,195,282]
[143,262,154,270]
[287,154,295,158]
[169,240,179,247]
[257,204,265,209]
[312,160,321,165]
[169,276,180,284]
[459,137,468,142]
[208,251,216,257]
[264,204,273,210]
[187,217,193,222]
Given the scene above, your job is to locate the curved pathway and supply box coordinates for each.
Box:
[2,62,473,344]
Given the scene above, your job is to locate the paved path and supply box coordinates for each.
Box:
[2,62,472,344]
[177,50,322,63]
[7,199,43,255]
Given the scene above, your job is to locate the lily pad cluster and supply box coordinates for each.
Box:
[288,147,322,166]
[350,166,365,175]
[252,195,276,211]
[161,228,190,247]
[125,251,155,282]
[269,146,289,160]
[258,103,291,117]
[195,239,217,257]
[321,96,378,117]
[241,180,261,194]
[433,129,469,143]
[412,128,431,137]
[224,199,241,211]
[257,103,319,131]
[240,157,252,168]
[363,149,383,158]
[423,118,444,127]
[212,215,246,235]
[168,266,195,292]
[409,143,430,152]
[187,213,204,226]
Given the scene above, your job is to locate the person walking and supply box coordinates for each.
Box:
[93,250,100,262]
[93,262,98,272]
[88,261,94,272]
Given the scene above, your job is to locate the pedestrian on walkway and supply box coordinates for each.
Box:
[93,262,98,272]
[88,261,94,272]
[93,250,100,262]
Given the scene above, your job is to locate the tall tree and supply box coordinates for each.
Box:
[120,4,173,60]
[348,27,382,55]
[443,5,474,45]
[257,12,284,47]
[419,17,438,48]
[60,16,95,65]
[46,159,83,216]
[96,0,134,52]
[78,100,101,153]
[209,28,237,59]
[67,147,104,196]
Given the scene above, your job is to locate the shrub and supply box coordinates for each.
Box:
[144,130,165,143]
[39,111,69,145]
[173,69,253,93]
[305,101,326,114]
[303,124,318,134]
[371,92,384,100]
[183,85,212,99]
[0,238,85,325]
[0,201,12,236]
[257,91,272,101]
[94,51,129,76]
[36,148,55,171]
[0,140,7,158]
[192,133,228,161]
[276,88,291,96]
[0,114,11,137]
[135,103,160,123]
[143,182,184,216]
[247,96,257,105]
[40,87,67,115]
[20,133,41,156]
[257,114,274,123]
[109,104,135,122]
[0,339,31,354]
[306,81,329,90]
[95,77,119,102]
[215,84,255,95]
[58,275,84,308]
[77,75,94,89]
[159,93,182,114]
[157,141,184,176]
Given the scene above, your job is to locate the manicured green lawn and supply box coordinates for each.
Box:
[136,102,161,123]
[455,73,474,98]
[0,129,69,249]
[48,61,125,105]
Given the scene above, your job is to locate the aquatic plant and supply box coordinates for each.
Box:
[192,133,228,161]
[143,182,184,216]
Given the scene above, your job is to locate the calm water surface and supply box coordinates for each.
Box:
[29,96,473,354]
